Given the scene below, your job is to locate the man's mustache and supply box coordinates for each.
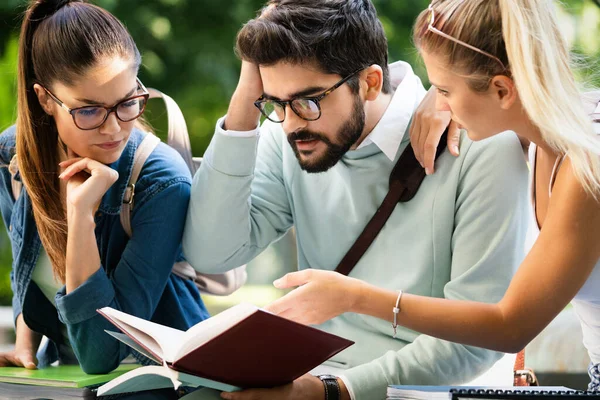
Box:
[287,130,327,143]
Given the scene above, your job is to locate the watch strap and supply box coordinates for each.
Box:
[318,374,340,400]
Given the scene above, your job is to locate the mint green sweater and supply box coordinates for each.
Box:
[183,70,529,399]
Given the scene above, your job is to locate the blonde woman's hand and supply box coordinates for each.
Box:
[264,269,366,326]
[409,85,461,174]
[59,152,118,217]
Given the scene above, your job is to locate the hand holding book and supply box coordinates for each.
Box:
[96,303,354,396]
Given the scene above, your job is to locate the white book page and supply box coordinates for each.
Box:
[99,307,185,362]
[100,311,164,361]
[174,303,259,361]
[97,366,178,396]
[97,366,241,396]
[105,330,162,364]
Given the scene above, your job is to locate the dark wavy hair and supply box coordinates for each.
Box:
[236,0,391,94]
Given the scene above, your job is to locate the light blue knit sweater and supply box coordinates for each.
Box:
[183,65,530,399]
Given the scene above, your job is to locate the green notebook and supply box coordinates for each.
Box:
[0,364,139,388]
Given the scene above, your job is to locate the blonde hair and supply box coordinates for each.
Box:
[414,0,600,197]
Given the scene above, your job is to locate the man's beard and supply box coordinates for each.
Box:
[287,96,365,173]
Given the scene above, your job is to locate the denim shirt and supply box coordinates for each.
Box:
[0,126,209,374]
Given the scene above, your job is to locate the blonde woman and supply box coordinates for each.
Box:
[265,0,600,390]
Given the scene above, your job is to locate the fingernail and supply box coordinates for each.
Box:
[58,173,64,179]
[425,168,432,175]
[273,279,282,287]
[453,145,460,155]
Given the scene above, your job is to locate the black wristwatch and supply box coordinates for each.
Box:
[317,374,341,400]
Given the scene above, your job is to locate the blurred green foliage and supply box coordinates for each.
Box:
[0,0,598,306]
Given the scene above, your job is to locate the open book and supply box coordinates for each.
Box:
[96,303,354,396]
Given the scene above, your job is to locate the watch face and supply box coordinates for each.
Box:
[319,374,337,381]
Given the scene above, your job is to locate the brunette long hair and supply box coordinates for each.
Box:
[16,0,141,281]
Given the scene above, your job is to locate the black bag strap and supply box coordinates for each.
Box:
[334,131,447,277]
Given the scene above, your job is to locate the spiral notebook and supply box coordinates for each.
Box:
[386,385,600,399]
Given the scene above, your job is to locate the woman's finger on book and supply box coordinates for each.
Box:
[263,296,291,316]
[267,270,357,325]
[265,289,322,325]
[264,293,312,324]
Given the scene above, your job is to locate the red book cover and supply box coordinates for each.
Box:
[172,309,354,388]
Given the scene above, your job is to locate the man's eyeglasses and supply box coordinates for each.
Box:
[41,78,150,130]
[254,69,364,123]
[427,2,507,72]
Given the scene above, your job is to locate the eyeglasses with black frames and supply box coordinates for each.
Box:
[41,78,150,130]
[254,68,364,124]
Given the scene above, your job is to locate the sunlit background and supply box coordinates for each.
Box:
[0,0,598,307]
[0,2,599,384]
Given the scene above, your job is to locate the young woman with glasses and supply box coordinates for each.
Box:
[0,0,209,383]
[266,0,600,390]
